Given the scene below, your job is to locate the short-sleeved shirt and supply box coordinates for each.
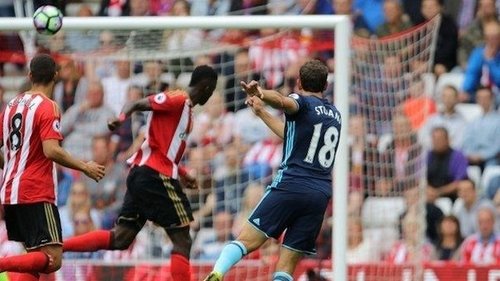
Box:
[1,92,63,205]
[270,93,342,197]
[128,90,192,179]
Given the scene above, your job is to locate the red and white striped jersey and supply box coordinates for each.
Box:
[243,139,282,169]
[460,234,500,265]
[0,92,63,205]
[128,90,192,179]
[386,241,434,264]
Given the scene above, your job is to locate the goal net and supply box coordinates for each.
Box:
[0,14,441,281]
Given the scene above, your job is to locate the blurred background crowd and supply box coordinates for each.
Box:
[0,0,499,269]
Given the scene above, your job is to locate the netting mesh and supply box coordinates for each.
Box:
[0,16,442,281]
[348,16,441,280]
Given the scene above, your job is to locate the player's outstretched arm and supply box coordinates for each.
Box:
[42,139,106,182]
[246,96,285,139]
[241,80,299,115]
[108,98,152,131]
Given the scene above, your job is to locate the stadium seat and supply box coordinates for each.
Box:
[481,165,500,195]
[435,197,453,215]
[421,72,436,97]
[361,197,405,228]
[176,72,192,89]
[363,226,399,256]
[455,103,483,122]
[467,166,482,189]
[434,72,465,100]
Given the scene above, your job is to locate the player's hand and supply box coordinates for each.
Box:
[245,96,265,116]
[83,161,106,182]
[241,80,264,99]
[107,117,122,132]
[180,172,198,189]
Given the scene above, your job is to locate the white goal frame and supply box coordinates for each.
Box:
[0,15,351,281]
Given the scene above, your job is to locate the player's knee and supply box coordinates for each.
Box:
[110,228,136,250]
[172,234,192,257]
[43,254,62,273]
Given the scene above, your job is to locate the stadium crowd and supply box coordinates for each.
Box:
[0,0,499,272]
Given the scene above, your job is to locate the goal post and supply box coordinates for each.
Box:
[0,15,351,281]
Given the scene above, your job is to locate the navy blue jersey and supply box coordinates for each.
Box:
[270,93,342,196]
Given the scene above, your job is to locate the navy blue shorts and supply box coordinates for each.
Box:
[248,184,330,255]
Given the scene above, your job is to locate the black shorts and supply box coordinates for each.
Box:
[4,202,62,250]
[117,165,193,231]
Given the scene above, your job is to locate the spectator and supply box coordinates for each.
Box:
[110,85,147,162]
[460,206,500,264]
[402,0,424,25]
[381,114,423,191]
[58,181,102,239]
[353,0,385,33]
[132,61,170,95]
[332,0,371,37]
[98,0,129,16]
[376,0,412,37]
[458,0,498,68]
[85,30,122,80]
[426,127,468,202]
[249,28,308,89]
[388,213,435,264]
[213,144,252,215]
[243,132,283,180]
[189,93,235,147]
[421,0,458,76]
[230,0,268,15]
[63,209,103,259]
[420,85,468,149]
[65,4,101,53]
[148,0,176,15]
[56,164,75,207]
[462,87,500,169]
[462,21,500,103]
[191,0,231,16]
[129,0,153,15]
[453,179,495,237]
[224,49,261,112]
[53,59,88,113]
[435,215,463,260]
[162,0,203,77]
[232,183,264,236]
[346,216,379,263]
[84,136,127,229]
[102,60,132,115]
[192,211,234,260]
[400,186,444,245]
[61,80,115,161]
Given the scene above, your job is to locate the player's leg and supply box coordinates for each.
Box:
[166,226,192,281]
[155,175,194,281]
[0,203,61,275]
[272,188,330,281]
[273,247,303,281]
[205,188,291,281]
[7,272,40,281]
[64,167,146,252]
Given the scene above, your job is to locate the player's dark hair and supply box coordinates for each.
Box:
[30,54,57,85]
[189,65,218,87]
[299,60,328,93]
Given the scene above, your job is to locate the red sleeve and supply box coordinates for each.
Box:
[148,91,187,112]
[38,101,63,141]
